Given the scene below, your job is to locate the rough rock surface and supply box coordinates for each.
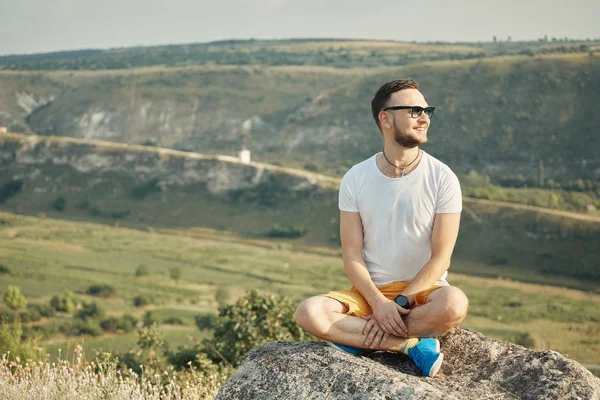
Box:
[217,328,600,400]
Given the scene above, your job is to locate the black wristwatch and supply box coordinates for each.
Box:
[394,294,411,309]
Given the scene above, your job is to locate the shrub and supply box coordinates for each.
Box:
[86,284,116,298]
[204,290,307,366]
[133,295,152,307]
[0,264,13,275]
[195,314,217,331]
[32,303,56,318]
[3,285,27,311]
[169,266,182,281]
[135,265,150,277]
[0,180,23,203]
[117,314,137,332]
[143,311,159,327]
[50,290,75,313]
[0,317,43,362]
[111,210,130,219]
[53,196,66,211]
[132,178,161,200]
[75,301,105,321]
[63,319,104,336]
[100,317,119,332]
[265,224,307,239]
[163,316,185,325]
[18,308,41,323]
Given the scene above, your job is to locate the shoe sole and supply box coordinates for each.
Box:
[427,352,444,377]
[325,341,364,355]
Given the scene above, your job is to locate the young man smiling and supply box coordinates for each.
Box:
[295,79,468,377]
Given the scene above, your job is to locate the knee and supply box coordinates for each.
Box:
[442,287,469,325]
[294,297,326,336]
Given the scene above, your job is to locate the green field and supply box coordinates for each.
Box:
[0,211,598,372]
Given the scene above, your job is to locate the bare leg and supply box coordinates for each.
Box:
[295,296,407,351]
[403,286,469,337]
[295,286,469,349]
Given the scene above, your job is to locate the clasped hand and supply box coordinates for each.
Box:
[361,300,410,349]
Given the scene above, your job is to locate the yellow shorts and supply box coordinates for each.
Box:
[324,281,444,318]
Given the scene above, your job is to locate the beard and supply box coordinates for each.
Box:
[393,126,427,148]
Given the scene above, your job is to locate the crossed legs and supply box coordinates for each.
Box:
[295,286,469,351]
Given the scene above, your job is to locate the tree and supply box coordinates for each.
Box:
[3,286,27,311]
[50,290,75,313]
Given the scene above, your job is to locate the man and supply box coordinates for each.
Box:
[294,78,468,377]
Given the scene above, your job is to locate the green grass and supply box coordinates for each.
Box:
[45,325,209,362]
[0,211,599,369]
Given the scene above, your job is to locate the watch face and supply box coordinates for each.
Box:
[395,295,409,308]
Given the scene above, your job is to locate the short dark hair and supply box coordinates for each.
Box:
[371,78,420,131]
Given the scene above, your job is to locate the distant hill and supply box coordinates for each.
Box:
[1,133,599,292]
[0,38,596,71]
[1,53,598,191]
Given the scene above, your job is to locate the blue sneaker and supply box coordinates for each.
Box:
[326,341,365,355]
[408,338,443,377]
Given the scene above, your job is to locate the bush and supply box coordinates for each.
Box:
[133,295,152,307]
[75,301,105,321]
[0,264,13,274]
[100,317,119,332]
[265,224,307,239]
[50,290,75,313]
[63,319,104,336]
[0,317,43,362]
[18,308,41,323]
[3,285,27,311]
[169,266,182,281]
[163,316,185,325]
[135,265,150,277]
[111,210,130,219]
[143,311,159,327]
[132,178,161,200]
[0,180,23,203]
[86,284,116,298]
[204,290,307,366]
[32,303,56,318]
[117,314,137,332]
[195,314,217,331]
[53,196,66,211]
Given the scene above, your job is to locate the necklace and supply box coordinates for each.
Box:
[382,149,420,177]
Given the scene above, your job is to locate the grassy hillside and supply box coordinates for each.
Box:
[0,211,598,370]
[1,53,598,205]
[1,38,596,71]
[1,133,599,292]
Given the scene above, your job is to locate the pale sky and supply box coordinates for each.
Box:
[1,0,599,56]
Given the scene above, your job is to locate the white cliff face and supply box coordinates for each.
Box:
[15,91,55,116]
[77,110,118,140]
[1,133,336,199]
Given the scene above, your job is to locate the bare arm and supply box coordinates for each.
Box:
[340,210,384,306]
[401,212,461,305]
[340,211,409,337]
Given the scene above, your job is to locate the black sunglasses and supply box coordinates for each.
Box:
[383,105,435,118]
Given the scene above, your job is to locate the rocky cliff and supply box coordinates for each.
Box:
[0,132,337,199]
[217,328,600,399]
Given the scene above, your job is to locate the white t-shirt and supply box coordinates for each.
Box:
[338,151,462,286]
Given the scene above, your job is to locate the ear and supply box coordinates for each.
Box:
[378,111,392,130]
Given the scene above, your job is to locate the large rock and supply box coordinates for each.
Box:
[216,328,600,399]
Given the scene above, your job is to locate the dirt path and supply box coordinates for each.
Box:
[463,198,600,223]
